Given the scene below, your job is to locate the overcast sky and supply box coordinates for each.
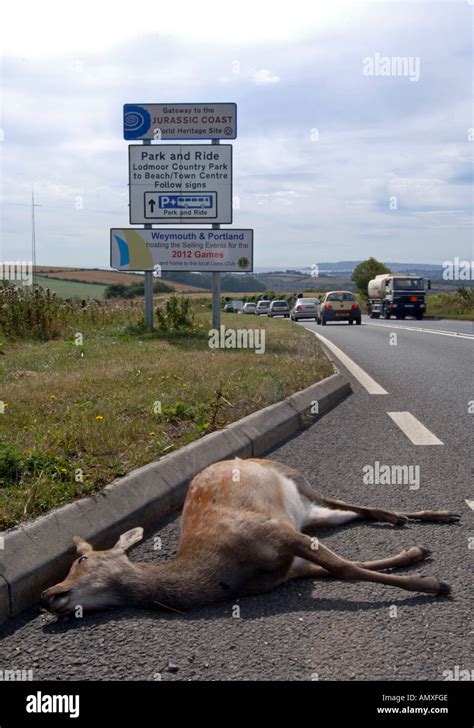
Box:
[0,0,472,269]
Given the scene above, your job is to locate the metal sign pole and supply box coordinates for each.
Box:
[143,139,154,330]
[211,139,221,330]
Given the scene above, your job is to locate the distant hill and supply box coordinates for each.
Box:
[32,264,471,298]
[257,262,445,275]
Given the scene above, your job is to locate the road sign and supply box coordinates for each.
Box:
[123,103,237,140]
[128,144,232,224]
[110,228,253,272]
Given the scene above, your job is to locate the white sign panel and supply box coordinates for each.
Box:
[110,228,253,272]
[123,103,237,140]
[128,144,232,224]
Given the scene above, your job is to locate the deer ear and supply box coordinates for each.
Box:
[73,536,93,555]
[114,527,144,552]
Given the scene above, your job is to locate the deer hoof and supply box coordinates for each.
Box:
[413,546,432,561]
[436,581,452,596]
[445,513,461,523]
[395,515,408,527]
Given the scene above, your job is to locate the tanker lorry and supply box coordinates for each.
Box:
[367,274,431,320]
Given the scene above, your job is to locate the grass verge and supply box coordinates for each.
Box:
[0,300,333,529]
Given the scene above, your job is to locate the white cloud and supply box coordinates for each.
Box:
[250,69,280,85]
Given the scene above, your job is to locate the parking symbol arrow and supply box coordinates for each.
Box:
[148,198,156,212]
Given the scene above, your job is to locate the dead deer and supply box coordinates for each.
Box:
[40,458,460,616]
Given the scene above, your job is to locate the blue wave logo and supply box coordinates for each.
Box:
[123,105,151,139]
[114,234,130,266]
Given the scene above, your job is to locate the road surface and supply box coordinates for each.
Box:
[0,316,472,681]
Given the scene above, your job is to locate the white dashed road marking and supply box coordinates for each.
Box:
[312,332,388,395]
[465,500,474,511]
[365,321,474,340]
[387,411,444,445]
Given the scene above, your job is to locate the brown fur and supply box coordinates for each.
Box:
[40,458,460,616]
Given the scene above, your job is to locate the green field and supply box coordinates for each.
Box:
[34,275,107,299]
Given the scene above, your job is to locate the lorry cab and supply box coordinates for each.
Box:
[368,275,429,320]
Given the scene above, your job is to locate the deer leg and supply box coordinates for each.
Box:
[305,495,461,528]
[306,495,408,527]
[254,461,461,528]
[400,510,461,524]
[277,468,408,527]
[285,532,451,596]
[287,546,431,580]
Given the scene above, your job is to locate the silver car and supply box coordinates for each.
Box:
[290,297,320,321]
[255,300,271,315]
[242,302,257,314]
[268,300,291,318]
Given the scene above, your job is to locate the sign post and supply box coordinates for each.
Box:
[143,139,154,330]
[114,102,247,334]
[123,103,237,141]
[128,144,232,225]
[110,229,254,272]
[211,139,221,329]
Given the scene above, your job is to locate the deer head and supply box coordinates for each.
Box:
[40,528,144,616]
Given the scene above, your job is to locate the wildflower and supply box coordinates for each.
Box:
[95,415,104,421]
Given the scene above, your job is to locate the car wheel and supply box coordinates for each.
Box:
[348,319,353,325]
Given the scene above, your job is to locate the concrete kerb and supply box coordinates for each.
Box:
[0,372,351,623]
[0,576,9,625]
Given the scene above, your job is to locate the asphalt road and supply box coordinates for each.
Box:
[0,315,472,681]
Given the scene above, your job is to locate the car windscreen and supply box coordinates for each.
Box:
[393,278,424,291]
[327,293,355,302]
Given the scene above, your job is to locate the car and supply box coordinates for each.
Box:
[317,291,361,325]
[268,300,291,318]
[223,300,244,314]
[242,302,257,314]
[255,300,272,315]
[290,297,320,321]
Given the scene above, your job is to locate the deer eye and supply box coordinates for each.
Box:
[78,556,88,564]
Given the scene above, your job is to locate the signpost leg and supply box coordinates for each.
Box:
[212,270,221,330]
[211,139,221,330]
[142,138,154,331]
[144,270,154,330]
